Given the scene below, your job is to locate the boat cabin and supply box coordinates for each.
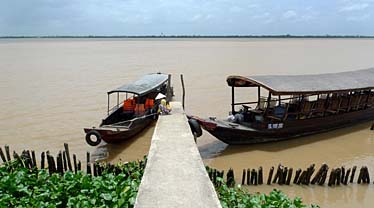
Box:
[101,73,169,126]
[227,68,374,130]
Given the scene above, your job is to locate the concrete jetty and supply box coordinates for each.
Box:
[134,102,222,208]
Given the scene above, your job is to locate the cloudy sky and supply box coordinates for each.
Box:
[1,0,373,36]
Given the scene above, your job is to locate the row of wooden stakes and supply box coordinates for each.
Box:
[208,163,372,187]
[0,144,145,177]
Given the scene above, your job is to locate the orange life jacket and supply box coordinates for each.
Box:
[145,99,154,109]
[123,99,135,111]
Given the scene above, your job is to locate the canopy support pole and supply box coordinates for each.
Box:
[365,89,371,109]
[264,91,271,115]
[231,86,235,114]
[117,92,119,108]
[107,94,110,116]
[257,86,261,107]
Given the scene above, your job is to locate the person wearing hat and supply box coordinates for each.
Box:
[158,99,171,115]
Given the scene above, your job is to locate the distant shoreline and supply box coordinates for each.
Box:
[1,35,374,39]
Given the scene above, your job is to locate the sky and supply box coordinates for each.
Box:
[0,0,373,36]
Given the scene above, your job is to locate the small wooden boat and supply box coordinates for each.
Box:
[84,73,172,146]
[191,68,374,145]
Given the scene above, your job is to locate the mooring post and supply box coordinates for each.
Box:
[258,167,263,185]
[286,168,293,185]
[5,145,11,162]
[343,168,351,185]
[41,152,45,169]
[166,74,172,102]
[64,143,73,171]
[0,147,6,163]
[350,166,357,183]
[73,154,77,173]
[87,152,91,175]
[293,168,301,184]
[267,166,274,185]
[247,168,250,185]
[241,169,246,185]
[31,150,36,169]
[180,74,185,109]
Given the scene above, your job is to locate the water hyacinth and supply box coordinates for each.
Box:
[0,159,144,208]
[0,158,318,207]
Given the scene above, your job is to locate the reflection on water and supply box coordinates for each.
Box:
[91,122,156,163]
[1,38,374,207]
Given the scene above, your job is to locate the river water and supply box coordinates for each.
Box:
[0,38,373,207]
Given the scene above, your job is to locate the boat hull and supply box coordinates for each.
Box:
[196,107,374,145]
[84,118,153,144]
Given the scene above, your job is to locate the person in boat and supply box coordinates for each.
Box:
[158,99,171,115]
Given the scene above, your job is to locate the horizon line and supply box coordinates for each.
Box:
[1,34,374,39]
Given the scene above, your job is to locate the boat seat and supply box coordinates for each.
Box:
[267,115,282,121]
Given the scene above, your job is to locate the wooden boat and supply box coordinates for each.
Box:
[191,68,374,145]
[84,73,172,146]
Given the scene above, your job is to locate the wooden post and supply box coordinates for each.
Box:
[251,169,257,185]
[350,166,357,183]
[343,168,351,185]
[286,168,293,185]
[246,169,250,185]
[57,151,64,175]
[31,151,36,169]
[328,168,335,186]
[62,151,67,171]
[64,143,73,171]
[258,167,263,185]
[241,169,246,185]
[73,154,77,173]
[180,74,185,110]
[5,145,11,162]
[297,170,307,185]
[166,74,172,102]
[336,168,341,185]
[341,166,345,183]
[87,152,92,175]
[0,147,7,163]
[318,169,328,186]
[41,152,45,169]
[371,123,374,130]
[267,167,274,185]
[358,167,364,184]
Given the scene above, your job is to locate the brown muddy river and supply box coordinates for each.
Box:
[0,38,373,207]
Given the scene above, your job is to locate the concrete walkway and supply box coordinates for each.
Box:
[134,102,222,208]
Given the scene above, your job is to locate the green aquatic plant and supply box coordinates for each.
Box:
[0,158,318,208]
[214,177,319,208]
[0,159,144,208]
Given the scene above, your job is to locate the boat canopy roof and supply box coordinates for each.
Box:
[227,68,374,95]
[108,73,168,96]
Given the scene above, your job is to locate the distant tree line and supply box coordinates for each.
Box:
[1,35,374,39]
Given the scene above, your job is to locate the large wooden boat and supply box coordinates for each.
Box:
[191,68,374,145]
[84,73,171,146]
